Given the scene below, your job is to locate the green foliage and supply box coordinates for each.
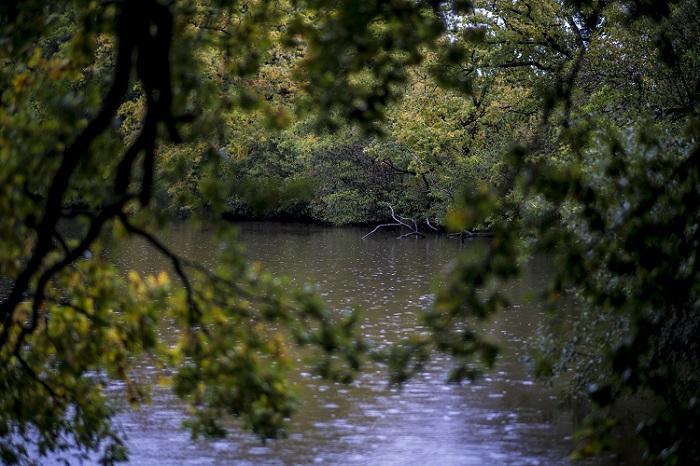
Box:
[162,229,364,440]
[2,0,699,464]
[0,250,167,464]
[288,0,448,133]
[0,0,456,463]
[406,1,700,464]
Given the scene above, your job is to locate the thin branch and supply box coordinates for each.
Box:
[380,159,416,175]
[362,222,402,239]
[399,231,425,239]
[117,214,204,331]
[14,349,62,404]
[388,205,412,231]
[44,296,110,327]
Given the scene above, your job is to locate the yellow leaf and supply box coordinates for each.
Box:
[12,73,31,92]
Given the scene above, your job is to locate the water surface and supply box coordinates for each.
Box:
[102,222,614,466]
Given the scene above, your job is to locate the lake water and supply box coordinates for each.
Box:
[97,222,616,466]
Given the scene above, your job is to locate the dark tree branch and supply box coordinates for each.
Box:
[14,349,62,404]
[53,231,70,255]
[0,2,138,336]
[381,159,416,175]
[117,213,204,331]
[1,0,183,359]
[11,197,132,355]
[44,296,110,327]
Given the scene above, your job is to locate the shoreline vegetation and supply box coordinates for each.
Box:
[221,209,495,239]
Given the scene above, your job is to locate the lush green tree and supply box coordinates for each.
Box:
[0,0,450,463]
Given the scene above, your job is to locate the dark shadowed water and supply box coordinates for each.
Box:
[103,222,617,466]
[52,222,618,465]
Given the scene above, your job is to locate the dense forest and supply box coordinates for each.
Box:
[146,1,697,228]
[1,0,698,465]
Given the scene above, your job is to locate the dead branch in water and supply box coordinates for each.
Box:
[362,205,426,239]
[362,205,493,241]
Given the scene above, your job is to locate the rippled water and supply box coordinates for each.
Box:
[56,222,617,465]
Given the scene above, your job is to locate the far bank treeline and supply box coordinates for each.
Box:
[131,0,693,228]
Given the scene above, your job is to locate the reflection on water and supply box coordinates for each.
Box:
[73,223,616,464]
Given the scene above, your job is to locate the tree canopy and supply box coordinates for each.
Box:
[1,0,699,464]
